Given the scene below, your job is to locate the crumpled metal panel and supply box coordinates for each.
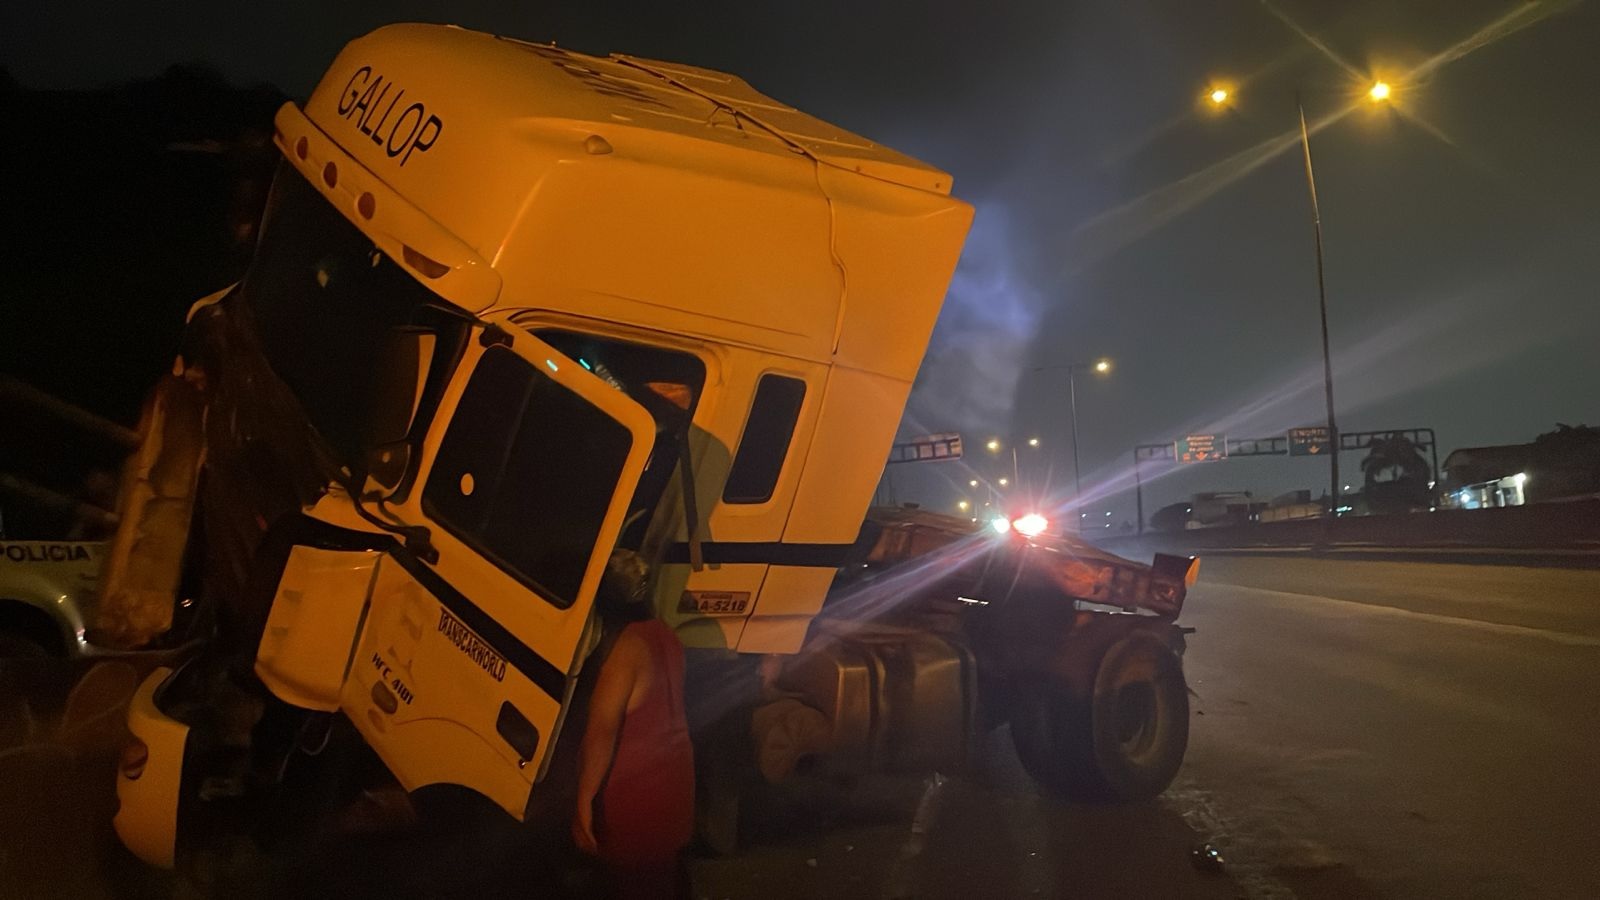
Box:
[853,507,1191,616]
[94,295,338,649]
[93,373,204,649]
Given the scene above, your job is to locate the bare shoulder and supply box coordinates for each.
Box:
[607,623,652,668]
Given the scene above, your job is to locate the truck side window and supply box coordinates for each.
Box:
[423,345,633,609]
[723,374,806,504]
[532,330,707,550]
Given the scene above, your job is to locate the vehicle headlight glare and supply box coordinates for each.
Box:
[1013,513,1049,537]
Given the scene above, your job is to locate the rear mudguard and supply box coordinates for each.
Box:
[969,578,1185,704]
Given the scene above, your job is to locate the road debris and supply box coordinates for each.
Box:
[1191,842,1226,873]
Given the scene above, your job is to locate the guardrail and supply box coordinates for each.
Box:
[1100,498,1600,555]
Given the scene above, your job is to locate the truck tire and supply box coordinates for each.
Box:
[1011,630,1188,802]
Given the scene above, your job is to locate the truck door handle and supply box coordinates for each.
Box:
[496,701,540,768]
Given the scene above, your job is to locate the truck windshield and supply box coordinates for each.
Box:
[237,162,467,473]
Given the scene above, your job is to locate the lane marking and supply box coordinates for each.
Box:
[1198,546,1599,557]
[1203,583,1600,648]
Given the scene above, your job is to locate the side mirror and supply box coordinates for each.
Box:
[363,441,412,496]
[362,329,436,493]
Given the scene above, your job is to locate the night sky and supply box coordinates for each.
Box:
[6,0,1598,520]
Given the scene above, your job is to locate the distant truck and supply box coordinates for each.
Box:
[107,25,1200,870]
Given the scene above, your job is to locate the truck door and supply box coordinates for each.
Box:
[340,315,656,818]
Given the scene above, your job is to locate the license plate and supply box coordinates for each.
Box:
[679,590,751,616]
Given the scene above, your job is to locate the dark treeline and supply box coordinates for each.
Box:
[0,64,285,536]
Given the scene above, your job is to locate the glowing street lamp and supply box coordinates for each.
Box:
[1027,437,1040,447]
[1209,87,1229,105]
[1030,358,1114,526]
[969,479,979,488]
[1209,76,1375,517]
[957,500,970,511]
[998,477,1010,487]
[986,438,1001,453]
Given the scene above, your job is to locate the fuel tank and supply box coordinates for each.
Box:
[776,621,977,776]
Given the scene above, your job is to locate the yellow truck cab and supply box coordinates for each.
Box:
[113,23,968,865]
[112,24,1196,871]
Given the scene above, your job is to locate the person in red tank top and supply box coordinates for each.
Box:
[574,554,695,899]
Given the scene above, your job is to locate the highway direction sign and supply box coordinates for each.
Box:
[1288,426,1332,457]
[887,432,963,464]
[1175,434,1226,463]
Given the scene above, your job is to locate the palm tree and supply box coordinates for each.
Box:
[1531,423,1600,498]
[1533,423,1600,454]
[1360,433,1431,514]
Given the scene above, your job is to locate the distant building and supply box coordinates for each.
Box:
[1148,501,1193,532]
[1183,491,1266,528]
[1440,440,1600,508]
[1260,489,1324,523]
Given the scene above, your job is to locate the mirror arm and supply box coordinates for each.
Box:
[378,497,440,564]
[346,486,440,564]
[479,322,512,348]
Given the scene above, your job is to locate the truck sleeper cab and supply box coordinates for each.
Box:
[115,24,971,867]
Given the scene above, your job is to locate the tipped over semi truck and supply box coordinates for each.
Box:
[105,24,1199,869]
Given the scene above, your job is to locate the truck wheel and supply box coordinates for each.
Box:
[1011,631,1188,802]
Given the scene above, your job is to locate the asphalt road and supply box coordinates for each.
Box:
[1169,555,1600,899]
[699,554,1600,899]
[5,554,1598,898]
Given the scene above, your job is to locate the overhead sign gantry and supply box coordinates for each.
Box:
[1132,427,1438,534]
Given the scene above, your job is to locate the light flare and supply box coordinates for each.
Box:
[1059,0,1573,274]
[1013,513,1050,537]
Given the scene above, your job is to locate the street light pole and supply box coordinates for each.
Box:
[1210,80,1391,516]
[1033,359,1110,533]
[1067,366,1083,515]
[1133,450,1149,537]
[1297,98,1341,517]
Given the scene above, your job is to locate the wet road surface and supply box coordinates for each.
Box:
[698,555,1600,899]
[1169,555,1600,899]
[5,554,1598,898]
